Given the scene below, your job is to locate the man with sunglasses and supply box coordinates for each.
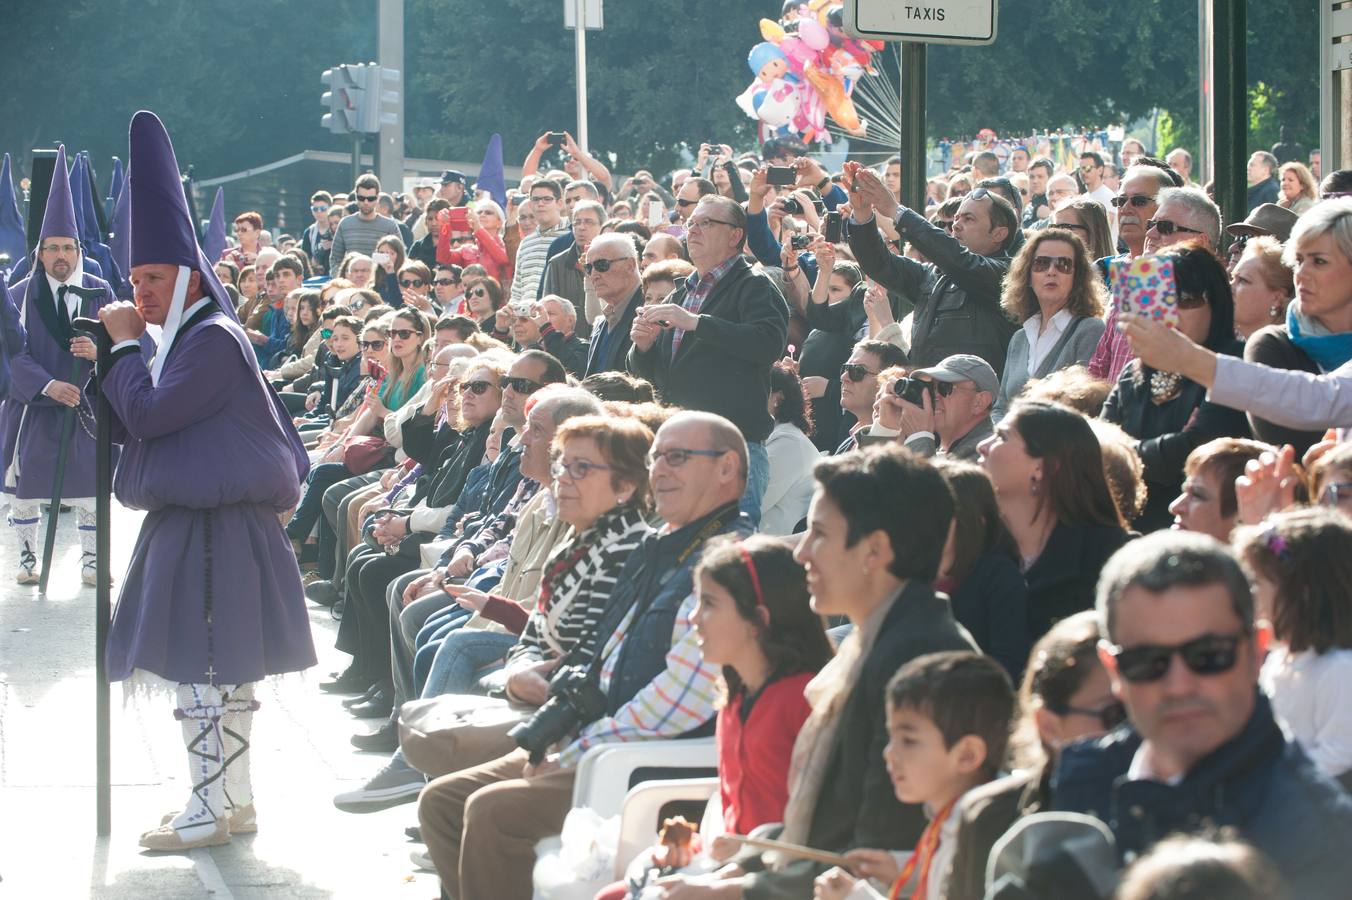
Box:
[328,174,401,281]
[834,340,907,454]
[1079,151,1115,209]
[431,263,464,312]
[583,234,644,377]
[1053,532,1352,896]
[300,190,334,275]
[1089,185,1221,382]
[891,354,997,461]
[848,166,1020,375]
[670,176,717,233]
[540,199,605,338]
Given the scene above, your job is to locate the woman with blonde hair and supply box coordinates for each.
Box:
[1278,161,1317,214]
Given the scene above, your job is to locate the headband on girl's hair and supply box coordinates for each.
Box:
[736,542,767,612]
[1263,525,1292,562]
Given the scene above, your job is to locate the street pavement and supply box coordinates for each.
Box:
[0,504,441,898]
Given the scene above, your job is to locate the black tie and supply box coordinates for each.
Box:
[57,285,72,331]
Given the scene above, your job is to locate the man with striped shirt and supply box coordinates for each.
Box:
[510,179,569,305]
[418,411,752,900]
[328,173,401,275]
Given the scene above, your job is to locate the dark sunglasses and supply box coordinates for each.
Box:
[469,288,489,298]
[840,363,878,382]
[936,219,955,232]
[1046,700,1128,731]
[584,258,625,275]
[966,187,993,202]
[433,278,459,287]
[359,339,386,350]
[459,379,494,395]
[1032,255,1074,275]
[355,194,379,203]
[1178,291,1209,310]
[1106,633,1244,683]
[675,198,699,207]
[399,278,426,289]
[503,376,543,394]
[389,328,422,340]
[1146,218,1204,237]
[1111,193,1155,209]
[311,204,330,213]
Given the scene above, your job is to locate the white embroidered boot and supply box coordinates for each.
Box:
[140,683,231,851]
[78,507,97,585]
[220,683,259,832]
[10,501,38,584]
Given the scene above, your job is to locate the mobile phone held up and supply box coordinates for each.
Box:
[824,212,843,243]
[1112,256,1179,329]
[766,166,797,186]
[548,131,566,145]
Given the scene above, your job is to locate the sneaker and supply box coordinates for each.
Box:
[16,546,37,585]
[410,847,434,870]
[305,579,340,607]
[333,761,426,813]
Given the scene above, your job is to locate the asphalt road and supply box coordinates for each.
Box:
[0,503,441,898]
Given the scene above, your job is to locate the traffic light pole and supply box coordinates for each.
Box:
[351,134,363,187]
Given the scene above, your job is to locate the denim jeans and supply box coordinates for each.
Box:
[421,629,518,699]
[739,439,769,527]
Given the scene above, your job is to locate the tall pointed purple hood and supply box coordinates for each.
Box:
[203,188,227,265]
[127,110,237,323]
[70,152,98,246]
[0,154,24,265]
[39,145,79,243]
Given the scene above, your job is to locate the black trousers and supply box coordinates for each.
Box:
[335,543,421,684]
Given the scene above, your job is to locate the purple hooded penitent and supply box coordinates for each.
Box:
[103,109,314,685]
[203,187,227,266]
[0,142,119,504]
[39,145,79,244]
[0,154,24,266]
[105,157,124,220]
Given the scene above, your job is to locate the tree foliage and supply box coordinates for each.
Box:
[0,0,1321,185]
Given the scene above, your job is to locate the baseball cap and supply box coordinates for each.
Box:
[913,354,999,395]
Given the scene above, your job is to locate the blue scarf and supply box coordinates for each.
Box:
[1286,303,1352,372]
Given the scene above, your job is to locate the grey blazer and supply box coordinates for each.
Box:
[993,315,1106,422]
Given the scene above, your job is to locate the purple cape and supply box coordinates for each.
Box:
[103,309,315,684]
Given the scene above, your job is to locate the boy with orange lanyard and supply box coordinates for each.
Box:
[815,652,1014,900]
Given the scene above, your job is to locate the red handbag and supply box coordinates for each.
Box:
[341,434,391,474]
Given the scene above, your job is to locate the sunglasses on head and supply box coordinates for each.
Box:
[840,363,877,382]
[503,376,543,394]
[1032,255,1074,275]
[584,258,624,275]
[459,379,494,395]
[1046,699,1128,731]
[359,339,386,350]
[1111,193,1154,209]
[1106,633,1244,683]
[1147,218,1204,237]
[389,327,422,340]
[399,278,425,289]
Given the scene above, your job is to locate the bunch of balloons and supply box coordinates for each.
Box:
[735,1,884,146]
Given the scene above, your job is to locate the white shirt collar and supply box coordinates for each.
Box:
[44,257,85,308]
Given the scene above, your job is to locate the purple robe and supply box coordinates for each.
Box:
[0,270,115,500]
[104,305,316,684]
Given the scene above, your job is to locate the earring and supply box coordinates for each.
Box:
[1269,302,1281,319]
[1030,478,1040,497]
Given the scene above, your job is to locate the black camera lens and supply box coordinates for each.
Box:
[781,198,803,216]
[894,377,935,406]
[507,666,609,764]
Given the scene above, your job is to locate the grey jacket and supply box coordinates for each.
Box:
[1210,353,1352,430]
[993,314,1106,422]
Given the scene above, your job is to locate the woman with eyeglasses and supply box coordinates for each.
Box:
[992,228,1107,422]
[1237,508,1352,790]
[945,611,1122,900]
[1050,197,1115,263]
[1121,201,1352,457]
[978,400,1130,642]
[372,235,408,308]
[1102,243,1251,532]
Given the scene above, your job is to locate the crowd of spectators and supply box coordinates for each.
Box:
[206,127,1352,899]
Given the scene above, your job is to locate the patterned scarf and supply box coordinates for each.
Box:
[776,586,902,857]
[536,504,650,658]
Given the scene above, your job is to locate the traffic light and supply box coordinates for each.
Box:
[320,65,367,135]
[357,63,402,134]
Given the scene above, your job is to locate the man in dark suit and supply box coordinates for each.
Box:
[627,195,789,523]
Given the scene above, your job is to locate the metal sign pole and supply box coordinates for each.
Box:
[899,43,927,213]
[574,0,589,154]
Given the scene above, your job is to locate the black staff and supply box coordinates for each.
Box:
[38,284,107,595]
[73,313,112,836]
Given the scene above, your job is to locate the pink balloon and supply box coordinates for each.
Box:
[798,18,830,51]
[779,36,815,66]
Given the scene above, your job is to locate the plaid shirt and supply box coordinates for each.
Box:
[556,593,720,768]
[1088,299,1135,382]
[670,256,739,355]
